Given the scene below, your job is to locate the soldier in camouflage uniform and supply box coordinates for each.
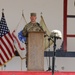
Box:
[22,13,44,67]
[22,13,43,36]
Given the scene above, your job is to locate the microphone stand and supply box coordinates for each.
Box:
[52,37,57,75]
[47,37,52,71]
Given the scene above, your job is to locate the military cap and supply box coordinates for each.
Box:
[30,13,36,16]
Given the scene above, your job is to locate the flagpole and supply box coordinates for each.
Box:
[1,9,6,70]
[22,10,27,24]
[40,12,52,71]
[21,10,23,71]
[21,59,22,71]
[1,9,4,70]
[13,10,27,70]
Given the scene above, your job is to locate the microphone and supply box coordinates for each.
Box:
[37,23,44,31]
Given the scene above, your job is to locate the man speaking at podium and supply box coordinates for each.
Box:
[22,13,43,36]
[22,13,44,68]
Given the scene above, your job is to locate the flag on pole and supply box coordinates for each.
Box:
[40,15,53,50]
[12,12,27,59]
[0,10,15,66]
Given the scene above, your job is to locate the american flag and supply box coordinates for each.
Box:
[0,11,15,66]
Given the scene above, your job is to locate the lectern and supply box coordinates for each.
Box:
[27,32,44,71]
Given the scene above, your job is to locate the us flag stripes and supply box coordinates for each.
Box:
[0,10,15,66]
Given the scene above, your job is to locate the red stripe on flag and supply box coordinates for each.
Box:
[5,33,14,56]
[0,53,2,65]
[8,33,15,54]
[1,54,6,64]
[12,30,24,50]
[1,37,12,57]
[1,45,9,60]
[9,32,14,42]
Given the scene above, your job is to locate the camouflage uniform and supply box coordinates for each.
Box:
[22,22,43,37]
[22,22,43,67]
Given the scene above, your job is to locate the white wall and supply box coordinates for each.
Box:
[0,0,75,71]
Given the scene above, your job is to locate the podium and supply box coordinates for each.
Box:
[27,32,44,71]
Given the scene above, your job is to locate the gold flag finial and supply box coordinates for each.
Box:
[2,9,4,12]
[41,12,43,16]
[22,10,24,16]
